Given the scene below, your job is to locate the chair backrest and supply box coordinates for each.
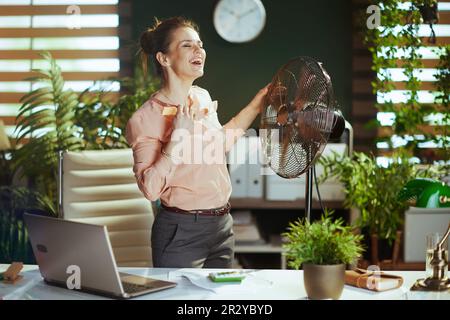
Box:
[59,149,154,267]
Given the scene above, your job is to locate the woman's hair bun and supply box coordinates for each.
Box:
[139,28,154,55]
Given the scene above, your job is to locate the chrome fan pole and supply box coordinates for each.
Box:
[305,165,313,222]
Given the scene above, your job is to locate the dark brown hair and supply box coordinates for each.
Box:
[139,17,199,79]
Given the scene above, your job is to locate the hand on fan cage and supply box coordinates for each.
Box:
[247,83,270,113]
[226,83,270,135]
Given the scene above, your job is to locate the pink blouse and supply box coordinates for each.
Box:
[125,86,244,210]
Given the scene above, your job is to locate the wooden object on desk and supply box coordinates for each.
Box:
[2,262,23,284]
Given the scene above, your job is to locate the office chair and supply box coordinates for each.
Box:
[58,149,154,267]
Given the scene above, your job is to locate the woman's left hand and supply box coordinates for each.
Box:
[247,83,270,114]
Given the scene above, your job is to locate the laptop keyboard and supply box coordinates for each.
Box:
[121,281,154,294]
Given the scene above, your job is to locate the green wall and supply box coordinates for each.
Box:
[131,0,352,127]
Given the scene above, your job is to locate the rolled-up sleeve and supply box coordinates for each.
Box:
[126,105,173,201]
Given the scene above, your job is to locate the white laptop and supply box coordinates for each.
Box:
[24,213,177,299]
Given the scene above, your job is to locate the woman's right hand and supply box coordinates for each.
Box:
[163,110,190,164]
[246,83,270,114]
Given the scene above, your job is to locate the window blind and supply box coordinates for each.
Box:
[0,0,121,143]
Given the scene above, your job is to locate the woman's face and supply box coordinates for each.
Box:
[164,27,206,82]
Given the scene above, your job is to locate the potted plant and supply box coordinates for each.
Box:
[282,211,364,300]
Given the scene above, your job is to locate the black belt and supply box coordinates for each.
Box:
[161,202,231,216]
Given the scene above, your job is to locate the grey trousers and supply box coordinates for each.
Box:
[151,208,235,268]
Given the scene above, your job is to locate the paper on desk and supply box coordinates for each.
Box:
[168,269,272,294]
[0,273,41,300]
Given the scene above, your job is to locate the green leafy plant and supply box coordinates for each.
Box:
[13,51,83,201]
[432,45,450,161]
[75,64,159,150]
[319,151,445,243]
[0,186,56,263]
[282,211,364,269]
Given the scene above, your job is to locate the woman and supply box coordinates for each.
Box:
[126,17,268,268]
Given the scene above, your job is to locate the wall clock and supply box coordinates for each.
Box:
[213,0,266,43]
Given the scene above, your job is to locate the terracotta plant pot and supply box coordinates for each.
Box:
[303,263,345,300]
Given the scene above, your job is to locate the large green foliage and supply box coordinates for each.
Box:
[319,151,444,242]
[14,51,83,199]
[282,211,364,268]
[75,64,159,150]
[0,186,56,263]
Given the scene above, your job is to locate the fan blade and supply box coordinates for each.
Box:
[262,56,339,180]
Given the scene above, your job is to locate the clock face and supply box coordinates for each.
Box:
[213,0,266,43]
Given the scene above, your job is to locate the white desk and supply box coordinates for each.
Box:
[1,265,449,300]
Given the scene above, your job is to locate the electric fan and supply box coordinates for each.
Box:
[260,56,345,221]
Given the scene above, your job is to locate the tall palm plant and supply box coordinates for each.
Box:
[13,51,83,200]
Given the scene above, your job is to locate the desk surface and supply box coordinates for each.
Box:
[1,265,449,300]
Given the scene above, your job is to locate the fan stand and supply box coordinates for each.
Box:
[305,166,314,222]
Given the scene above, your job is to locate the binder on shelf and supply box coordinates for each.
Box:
[228,137,248,198]
[265,143,347,201]
[247,136,263,198]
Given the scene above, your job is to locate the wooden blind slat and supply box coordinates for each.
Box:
[1,116,17,126]
[395,60,441,68]
[0,92,120,104]
[353,34,450,49]
[386,104,447,112]
[378,126,446,137]
[354,56,442,72]
[352,10,450,25]
[0,5,117,16]
[0,50,118,59]
[419,37,450,46]
[439,11,450,24]
[377,149,443,158]
[353,79,439,94]
[389,82,438,91]
[0,28,118,38]
[0,71,119,81]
